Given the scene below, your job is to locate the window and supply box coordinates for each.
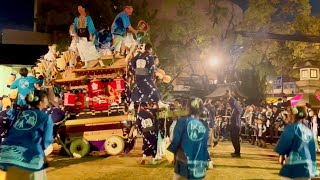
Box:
[310,69,318,78]
[301,70,308,79]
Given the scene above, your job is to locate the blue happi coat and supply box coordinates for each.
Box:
[129,52,160,103]
[168,116,209,179]
[112,11,131,36]
[0,107,54,171]
[275,121,319,179]
[73,16,96,36]
[10,76,41,106]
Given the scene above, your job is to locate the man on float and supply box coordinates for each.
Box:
[73,4,104,68]
[111,5,139,58]
[129,43,160,165]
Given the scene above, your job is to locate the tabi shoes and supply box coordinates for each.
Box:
[208,161,214,170]
[212,141,219,148]
[152,158,158,165]
[231,153,241,158]
[140,159,146,165]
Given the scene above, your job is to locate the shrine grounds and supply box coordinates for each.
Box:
[48,140,282,180]
[1,139,320,180]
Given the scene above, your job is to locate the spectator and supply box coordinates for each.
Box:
[228,90,243,158]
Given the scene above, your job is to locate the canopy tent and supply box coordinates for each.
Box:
[206,84,247,99]
[267,93,320,108]
[295,93,320,108]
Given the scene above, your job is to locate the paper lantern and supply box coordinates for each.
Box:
[64,93,76,106]
[108,79,125,91]
[163,75,172,84]
[91,95,110,111]
[75,93,85,109]
[156,69,165,79]
[89,79,104,93]
[9,89,18,100]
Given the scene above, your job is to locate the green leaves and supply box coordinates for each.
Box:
[237,0,320,80]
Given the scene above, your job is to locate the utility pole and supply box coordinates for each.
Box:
[33,0,38,32]
[281,74,284,95]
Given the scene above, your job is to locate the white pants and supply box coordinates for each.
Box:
[112,35,124,52]
[76,37,100,62]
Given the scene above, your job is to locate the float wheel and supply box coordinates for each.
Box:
[69,138,90,158]
[104,135,125,155]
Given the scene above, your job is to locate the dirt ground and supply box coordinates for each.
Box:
[47,140,282,180]
[0,140,319,180]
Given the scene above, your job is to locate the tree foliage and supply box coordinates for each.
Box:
[236,0,320,80]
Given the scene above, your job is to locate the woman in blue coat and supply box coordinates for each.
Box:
[168,97,209,180]
[275,108,319,180]
[0,90,54,179]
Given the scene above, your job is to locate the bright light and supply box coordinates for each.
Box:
[210,57,218,65]
[214,80,218,84]
[268,80,273,84]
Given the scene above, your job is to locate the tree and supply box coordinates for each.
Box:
[155,0,241,78]
[236,0,320,78]
[233,0,320,102]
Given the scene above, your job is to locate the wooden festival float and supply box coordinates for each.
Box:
[27,20,179,158]
[45,54,138,158]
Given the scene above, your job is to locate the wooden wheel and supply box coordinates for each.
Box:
[104,135,125,155]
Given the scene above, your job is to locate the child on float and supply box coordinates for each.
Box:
[275,107,319,180]
[0,90,54,179]
[10,68,42,106]
[168,97,209,180]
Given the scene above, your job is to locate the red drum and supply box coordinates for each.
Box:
[109,79,125,91]
[89,79,104,93]
[64,93,76,106]
[75,93,85,109]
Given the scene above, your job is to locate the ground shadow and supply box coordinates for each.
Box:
[47,155,109,172]
[215,164,280,171]
[211,154,277,162]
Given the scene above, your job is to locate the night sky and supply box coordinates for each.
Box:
[0,0,319,30]
[0,0,34,31]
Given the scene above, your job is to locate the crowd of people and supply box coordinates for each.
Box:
[161,93,320,180]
